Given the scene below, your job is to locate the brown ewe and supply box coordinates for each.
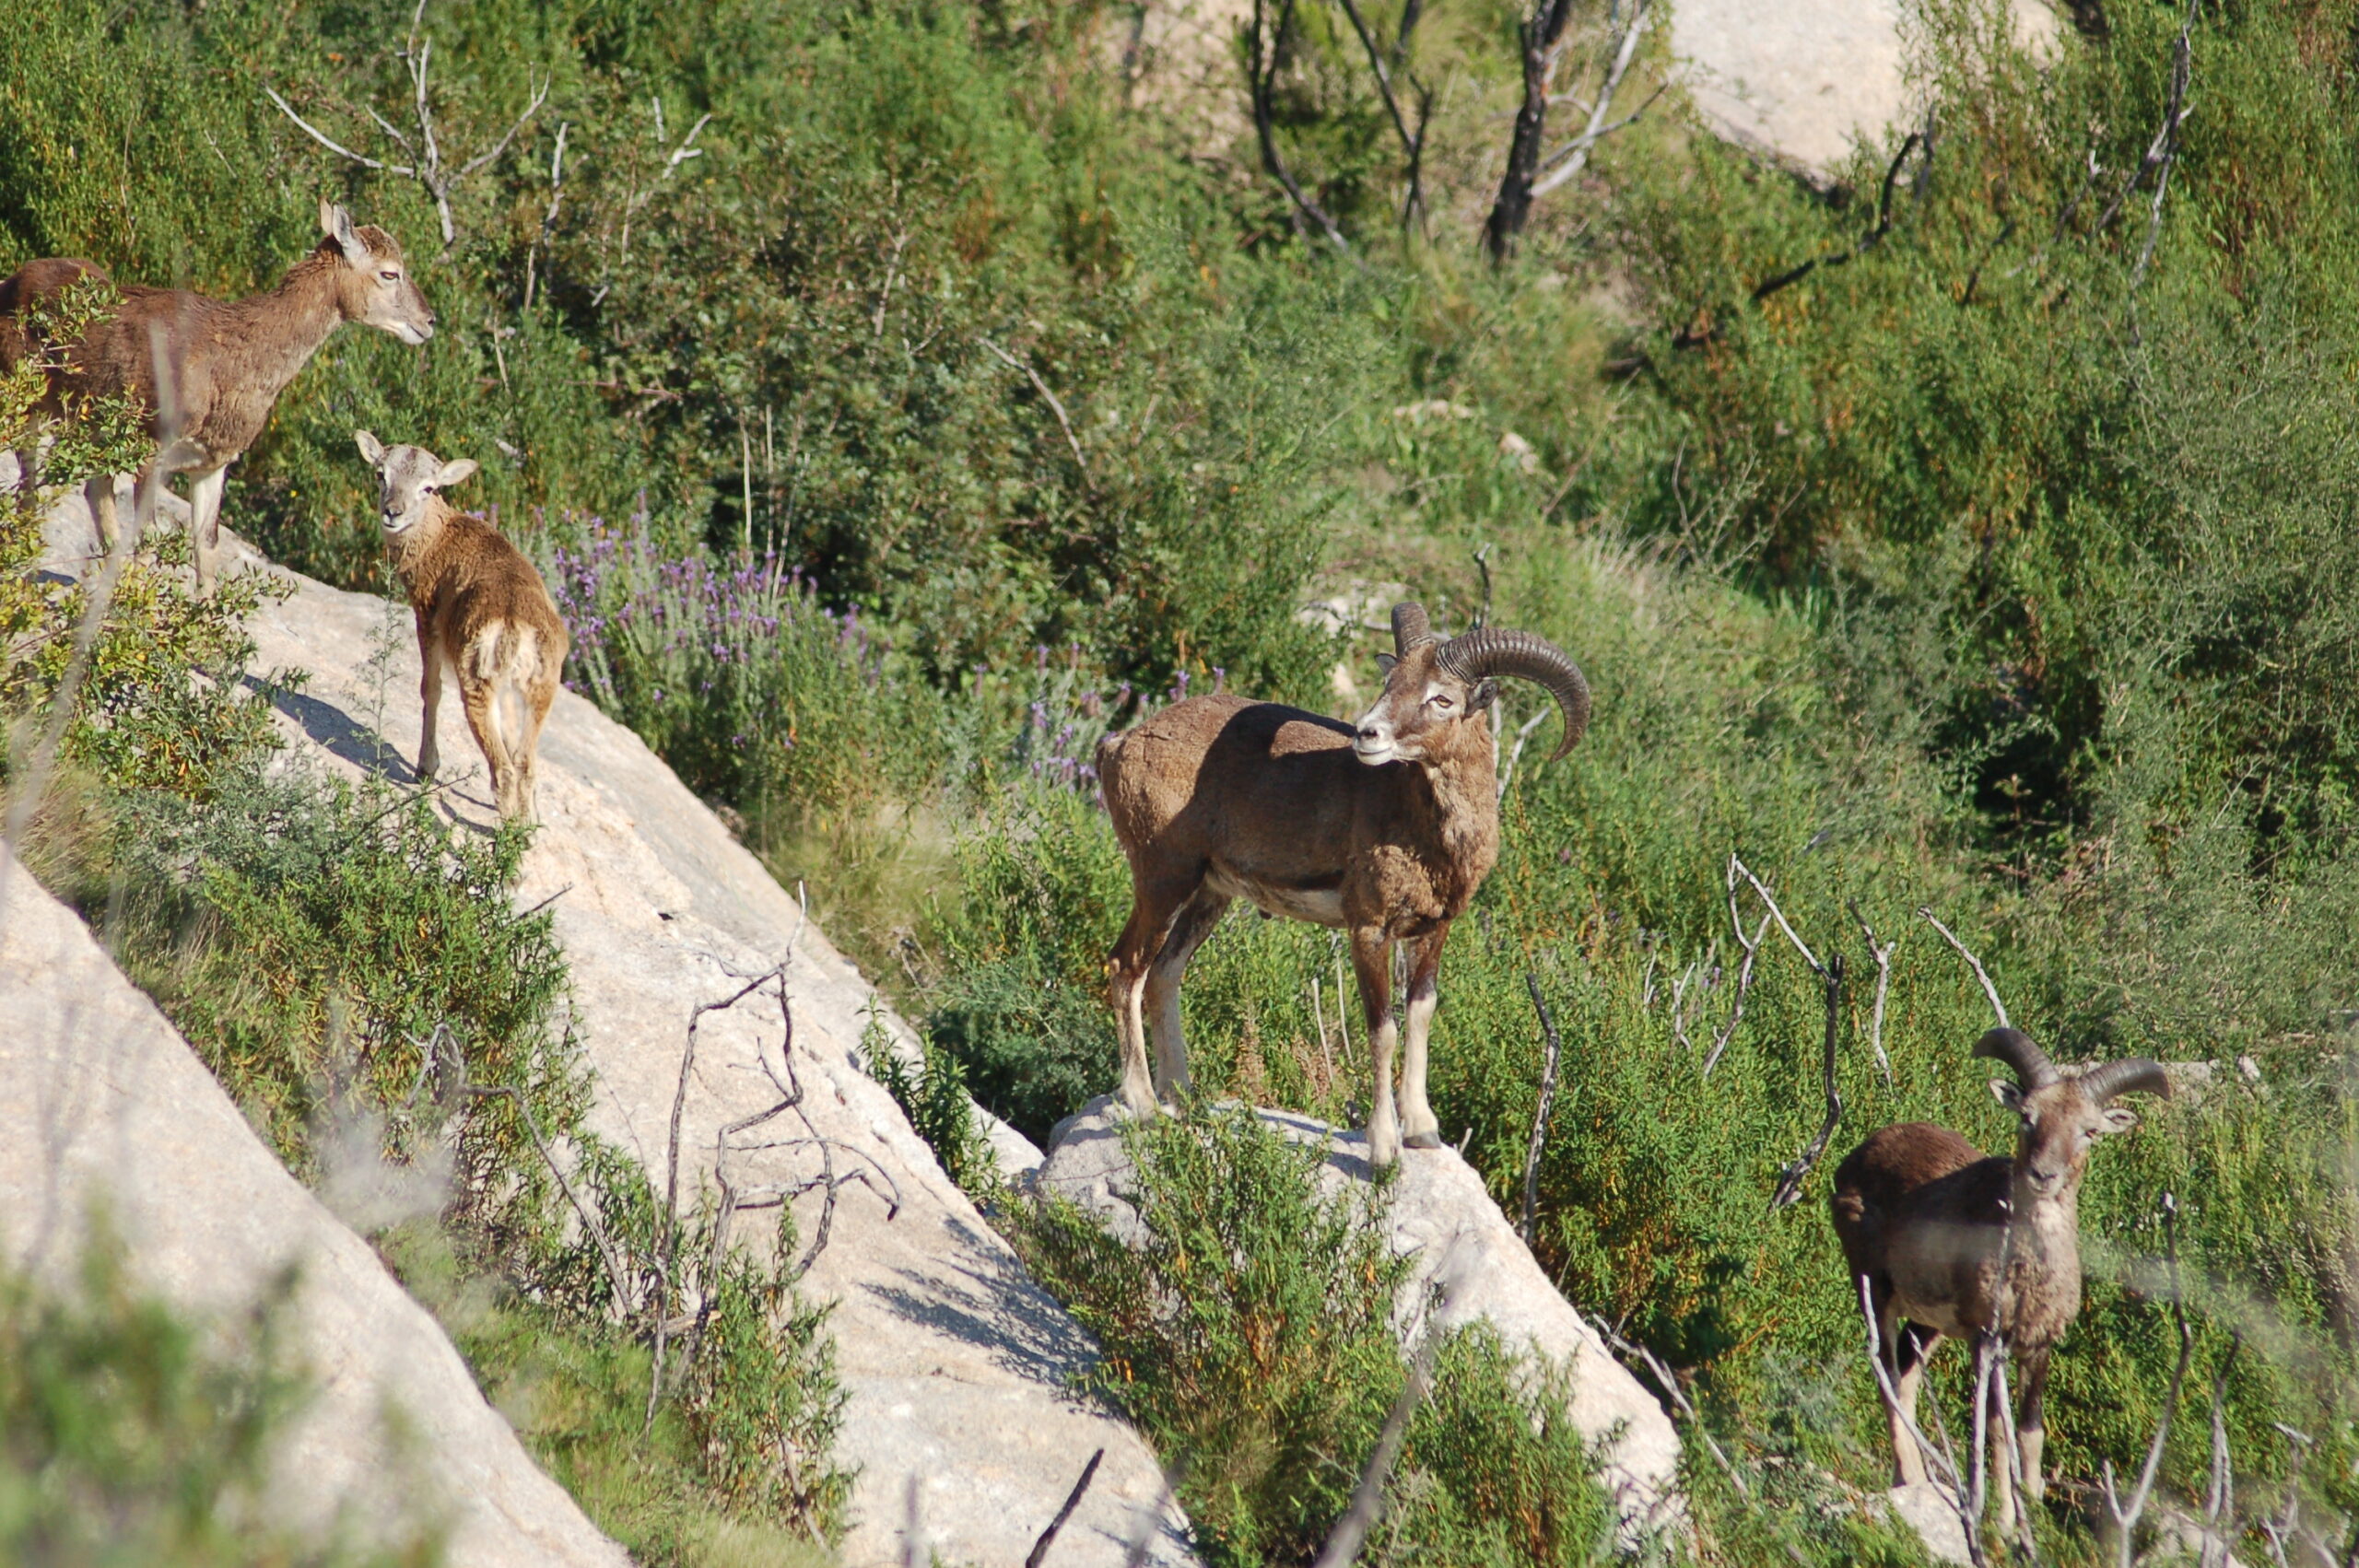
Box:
[355,431,566,824]
[2,202,433,593]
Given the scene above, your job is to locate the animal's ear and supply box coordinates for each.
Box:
[2097,1106,2140,1137]
[321,201,368,264]
[1989,1079,2026,1114]
[1375,652,1398,676]
[1468,677,1499,712]
[353,429,385,467]
[433,457,480,490]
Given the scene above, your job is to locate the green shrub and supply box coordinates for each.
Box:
[1011,1106,1617,1567]
[861,1009,996,1198]
[0,1228,436,1567]
[88,764,578,1248]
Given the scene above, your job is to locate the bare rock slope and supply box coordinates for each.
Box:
[0,852,632,1568]
[205,516,1191,1568]
[1039,1101,1685,1540]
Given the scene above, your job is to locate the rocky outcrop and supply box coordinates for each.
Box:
[73,499,1187,1568]
[1672,0,2060,175]
[0,852,632,1568]
[1038,1099,1686,1539]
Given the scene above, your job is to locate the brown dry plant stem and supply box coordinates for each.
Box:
[2100,1192,2197,1568]
[266,0,549,252]
[1026,1448,1106,1568]
[1770,951,1845,1209]
[1309,1345,1433,1568]
[1519,970,1566,1244]
[1246,0,1356,259]
[1485,0,1581,260]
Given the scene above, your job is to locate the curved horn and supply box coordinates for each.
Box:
[1972,1026,2060,1090]
[2076,1058,2172,1106]
[1437,627,1592,761]
[1391,602,1438,653]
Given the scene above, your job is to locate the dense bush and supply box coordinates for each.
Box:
[0,1231,436,1567]
[1013,1106,1619,1567]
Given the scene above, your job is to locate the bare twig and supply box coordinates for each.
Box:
[2101,1192,2197,1568]
[980,338,1089,482]
[1729,854,1822,974]
[267,7,550,251]
[1495,707,1550,802]
[522,120,569,312]
[1752,124,1929,301]
[1519,971,1566,1244]
[1850,900,1897,1090]
[1310,1347,1433,1568]
[1529,4,1657,203]
[1600,1321,1747,1495]
[1704,860,1773,1077]
[1247,0,1357,259]
[1332,0,1432,228]
[1860,1276,1990,1568]
[1917,907,2010,1028]
[1027,1449,1107,1568]
[468,1083,635,1320]
[2202,1336,2240,1568]
[648,963,784,1427]
[2130,0,2199,290]
[1770,952,1844,1209]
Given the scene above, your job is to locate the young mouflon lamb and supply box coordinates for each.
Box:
[1833,1027,2171,1523]
[3,203,433,594]
[1097,603,1590,1166]
[355,432,566,824]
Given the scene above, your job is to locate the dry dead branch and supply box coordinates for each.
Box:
[1247,0,1356,258]
[1917,907,2010,1028]
[980,337,1088,482]
[1027,1449,1107,1568]
[1529,2,1658,203]
[265,1,549,250]
[2100,1193,2196,1568]
[1770,952,1845,1210]
[1850,899,1897,1090]
[1310,1345,1433,1568]
[1860,1275,1992,1568]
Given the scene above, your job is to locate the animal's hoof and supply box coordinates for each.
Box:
[1402,1130,1442,1150]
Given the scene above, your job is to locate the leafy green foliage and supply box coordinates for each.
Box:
[0,1229,437,1568]
[861,1009,996,1197]
[87,765,576,1245]
[1012,1107,1617,1567]
[385,1200,847,1567]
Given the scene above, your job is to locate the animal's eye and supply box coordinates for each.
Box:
[380,269,400,282]
[1429,694,1453,709]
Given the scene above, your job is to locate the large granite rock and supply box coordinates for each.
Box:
[17,488,1192,1568]
[1038,1099,1686,1539]
[0,853,631,1568]
[1672,0,2061,174]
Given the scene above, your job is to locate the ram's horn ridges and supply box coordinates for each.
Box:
[1973,1026,2060,1089]
[1391,602,1438,653]
[2077,1058,2173,1106]
[1436,627,1592,761]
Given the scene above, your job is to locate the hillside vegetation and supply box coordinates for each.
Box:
[6,0,2359,1562]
